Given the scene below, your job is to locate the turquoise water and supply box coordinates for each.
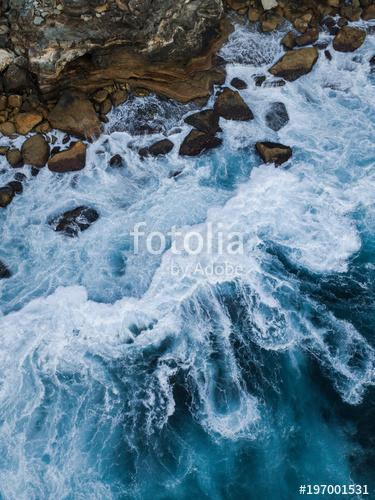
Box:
[0,22,374,499]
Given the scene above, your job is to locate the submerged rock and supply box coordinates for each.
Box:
[184,109,220,134]
[265,102,289,131]
[333,27,366,53]
[48,142,87,173]
[49,206,99,237]
[0,186,14,207]
[48,92,102,140]
[139,139,174,158]
[269,47,319,81]
[179,130,222,156]
[0,260,11,279]
[21,134,50,167]
[256,141,292,165]
[214,88,254,121]
[7,181,23,194]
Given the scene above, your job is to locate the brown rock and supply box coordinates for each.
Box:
[184,109,220,134]
[35,120,52,134]
[15,112,43,135]
[362,4,375,20]
[282,32,296,50]
[21,134,50,167]
[248,7,263,22]
[6,149,23,168]
[100,98,112,115]
[0,146,8,155]
[48,141,87,173]
[333,27,366,52]
[0,121,16,136]
[261,12,283,32]
[256,141,292,166]
[214,88,254,121]
[110,90,128,107]
[139,139,174,158]
[8,95,22,108]
[48,92,102,140]
[0,95,7,111]
[340,5,362,21]
[92,89,108,103]
[293,13,313,33]
[179,130,222,156]
[295,27,319,47]
[269,47,319,81]
[0,186,14,207]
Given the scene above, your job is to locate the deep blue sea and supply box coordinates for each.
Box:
[0,20,374,500]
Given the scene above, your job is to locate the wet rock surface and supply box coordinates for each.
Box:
[48,142,87,173]
[0,260,11,279]
[139,139,174,158]
[333,27,366,52]
[256,141,292,165]
[179,130,222,156]
[265,102,289,131]
[269,47,319,81]
[214,88,254,121]
[49,206,100,237]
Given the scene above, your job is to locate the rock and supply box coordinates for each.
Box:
[49,206,99,237]
[12,0,225,101]
[109,154,123,167]
[179,130,222,156]
[48,92,102,140]
[254,75,266,86]
[325,50,332,61]
[248,7,263,22]
[3,64,31,93]
[184,109,220,134]
[362,4,375,20]
[293,13,313,34]
[0,121,16,136]
[214,88,254,121]
[92,89,108,103]
[261,0,278,10]
[21,134,50,167]
[6,149,23,168]
[333,27,366,53]
[295,27,319,47]
[0,186,14,207]
[256,141,292,165]
[282,32,296,50]
[0,146,8,155]
[7,180,23,194]
[8,95,22,108]
[340,6,362,22]
[14,172,27,182]
[48,142,87,173]
[100,98,112,115]
[230,77,247,90]
[261,12,283,32]
[139,139,174,158]
[15,112,44,135]
[110,90,128,107]
[265,102,289,131]
[0,49,15,72]
[0,260,11,279]
[269,47,319,81]
[0,96,7,111]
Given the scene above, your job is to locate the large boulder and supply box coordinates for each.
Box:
[49,206,99,237]
[256,141,292,165]
[0,186,15,207]
[214,88,254,121]
[333,27,366,53]
[179,130,222,156]
[139,139,174,158]
[0,49,15,72]
[48,141,87,173]
[265,102,289,131]
[48,92,102,140]
[184,109,220,134]
[21,134,50,167]
[269,48,319,82]
[0,260,11,279]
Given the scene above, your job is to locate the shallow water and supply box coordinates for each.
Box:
[0,20,374,500]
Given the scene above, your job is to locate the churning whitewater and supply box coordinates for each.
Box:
[0,21,374,500]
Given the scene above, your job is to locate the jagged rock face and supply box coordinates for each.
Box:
[9,0,224,94]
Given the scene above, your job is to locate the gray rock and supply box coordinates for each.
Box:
[265,102,289,131]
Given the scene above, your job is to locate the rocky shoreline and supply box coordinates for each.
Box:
[0,0,374,275]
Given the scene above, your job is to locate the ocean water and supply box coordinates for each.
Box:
[0,20,374,500]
